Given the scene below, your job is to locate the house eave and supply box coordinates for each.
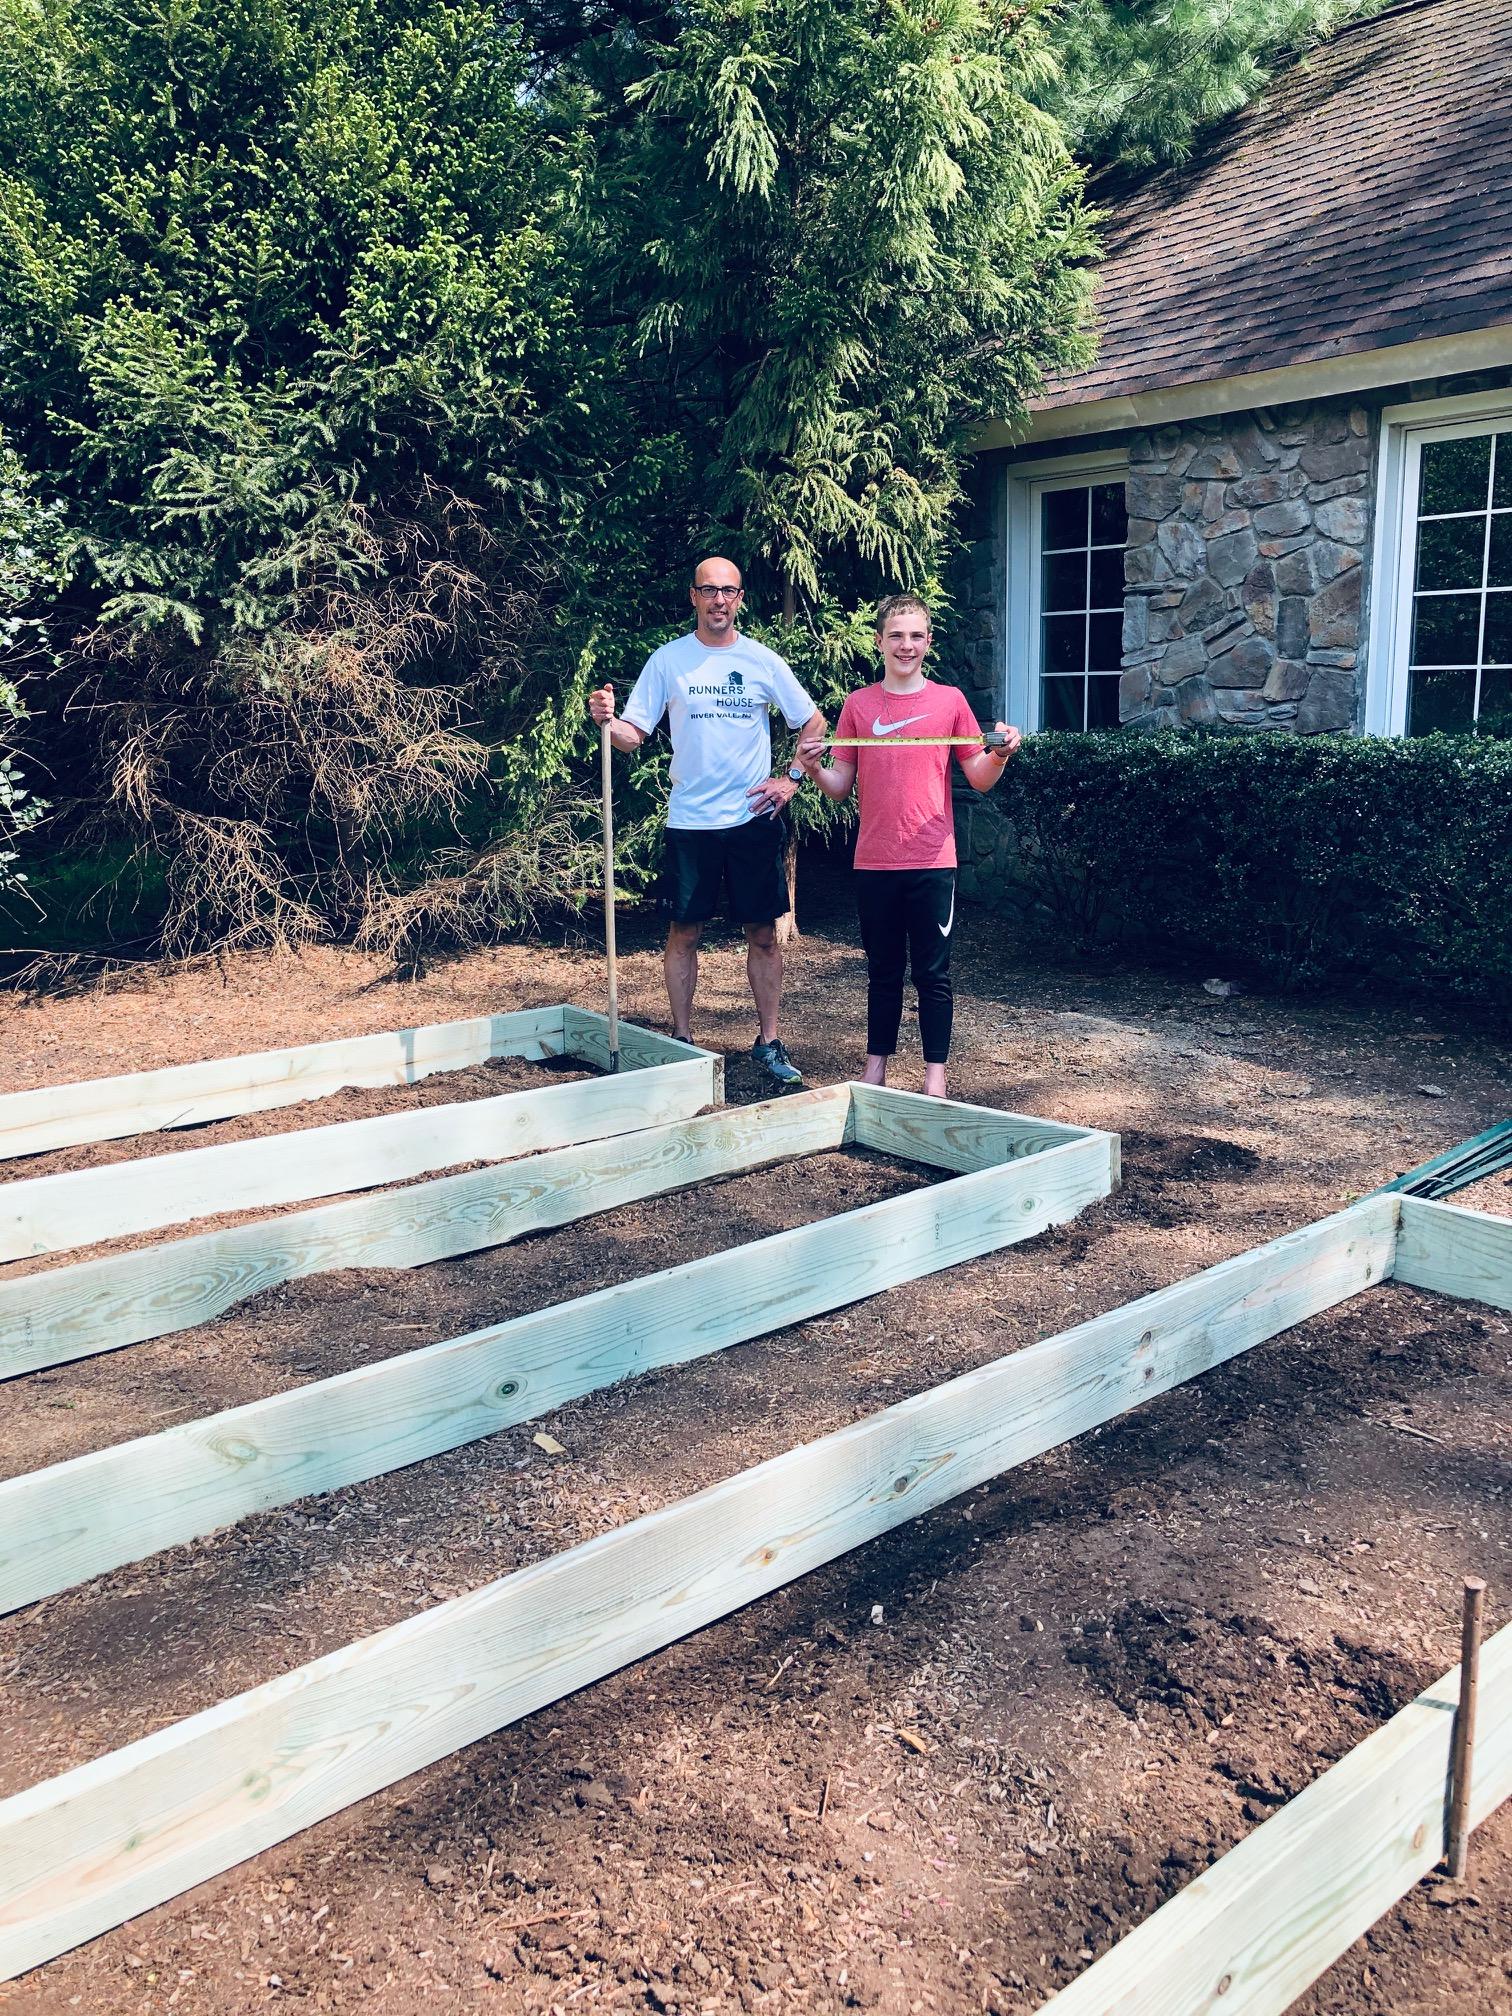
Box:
[975,324,1512,452]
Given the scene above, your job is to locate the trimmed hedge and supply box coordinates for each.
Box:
[984,732,1512,1011]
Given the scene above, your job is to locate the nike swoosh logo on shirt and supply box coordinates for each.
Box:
[938,888,956,938]
[870,712,930,737]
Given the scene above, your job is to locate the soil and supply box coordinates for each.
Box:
[1,855,1509,2016]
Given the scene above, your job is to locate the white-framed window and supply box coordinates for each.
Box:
[1367,389,1512,738]
[1004,448,1129,731]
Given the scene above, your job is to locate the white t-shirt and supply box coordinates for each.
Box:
[622,630,816,831]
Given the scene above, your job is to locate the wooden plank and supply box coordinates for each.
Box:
[1037,1621,1512,2016]
[0,1090,851,1381]
[1393,1196,1512,1312]
[848,1082,1102,1173]
[0,1121,1113,1615]
[0,1007,569,1164]
[0,1053,719,1264]
[0,1194,1387,1978]
[561,1006,716,1080]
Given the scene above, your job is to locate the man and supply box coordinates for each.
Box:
[590,556,825,1085]
[797,593,1020,1099]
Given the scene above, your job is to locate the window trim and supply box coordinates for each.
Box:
[1366,388,1512,736]
[1004,448,1129,731]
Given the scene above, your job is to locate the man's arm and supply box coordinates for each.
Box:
[747,708,827,817]
[960,722,1022,793]
[588,685,649,754]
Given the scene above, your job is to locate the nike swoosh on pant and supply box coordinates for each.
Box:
[870,713,930,736]
[938,888,955,937]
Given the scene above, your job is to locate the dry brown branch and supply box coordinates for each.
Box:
[357,795,601,971]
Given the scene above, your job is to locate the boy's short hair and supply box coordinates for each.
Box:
[875,593,932,632]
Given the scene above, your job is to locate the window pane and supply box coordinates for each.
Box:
[1479,667,1512,738]
[1042,549,1086,611]
[1043,613,1085,673]
[1042,487,1088,550]
[1040,676,1084,731]
[1420,434,1491,516]
[1408,666,1476,735]
[1090,482,1128,544]
[1416,516,1486,592]
[1086,674,1122,729]
[1484,591,1512,666]
[1412,594,1482,666]
[1489,514,1512,588]
[1494,434,1512,510]
[1089,546,1125,608]
[1088,611,1123,672]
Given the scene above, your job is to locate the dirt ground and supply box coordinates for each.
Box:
[1,857,1509,2015]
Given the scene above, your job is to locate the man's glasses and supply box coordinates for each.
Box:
[693,584,742,599]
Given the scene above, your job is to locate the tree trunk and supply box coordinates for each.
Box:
[776,822,799,945]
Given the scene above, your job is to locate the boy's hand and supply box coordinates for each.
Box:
[990,722,1022,763]
[796,733,827,775]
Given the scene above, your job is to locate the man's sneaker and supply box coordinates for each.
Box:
[752,1037,803,1087]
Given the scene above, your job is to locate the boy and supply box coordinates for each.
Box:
[796,594,1020,1098]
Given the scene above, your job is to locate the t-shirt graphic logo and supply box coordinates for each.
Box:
[727,670,744,691]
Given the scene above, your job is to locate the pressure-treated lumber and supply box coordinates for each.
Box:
[1393,1194,1512,1312]
[847,1081,1100,1173]
[0,1193,1398,1979]
[1037,1620,1512,2016]
[0,1007,573,1164]
[0,1089,848,1382]
[0,1011,719,1263]
[0,1005,707,1164]
[1,1080,1086,1384]
[0,1102,1117,1615]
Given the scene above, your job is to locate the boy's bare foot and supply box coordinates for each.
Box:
[860,1055,888,1086]
[923,1064,948,1099]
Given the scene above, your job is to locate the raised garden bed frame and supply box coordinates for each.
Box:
[0,1083,1117,1613]
[2,1177,1505,1999]
[0,1007,719,1262]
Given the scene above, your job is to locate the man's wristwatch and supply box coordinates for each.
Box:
[787,765,805,784]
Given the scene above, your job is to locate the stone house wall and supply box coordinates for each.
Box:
[945,368,1511,910]
[1119,397,1372,735]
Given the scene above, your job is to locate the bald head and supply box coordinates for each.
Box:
[692,555,742,591]
[689,555,745,639]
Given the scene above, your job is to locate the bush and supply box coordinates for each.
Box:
[0,0,595,957]
[990,731,1512,1012]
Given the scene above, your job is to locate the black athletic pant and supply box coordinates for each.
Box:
[854,868,956,1065]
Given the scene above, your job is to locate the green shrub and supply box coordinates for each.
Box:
[992,731,1512,1012]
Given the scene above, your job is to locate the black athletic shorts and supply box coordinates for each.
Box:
[662,814,790,926]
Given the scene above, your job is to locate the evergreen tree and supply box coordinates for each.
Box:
[1045,0,1390,170]
[549,0,1096,912]
[0,0,599,955]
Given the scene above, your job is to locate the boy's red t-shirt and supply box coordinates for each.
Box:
[834,680,982,871]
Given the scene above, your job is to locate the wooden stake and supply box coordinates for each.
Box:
[1447,1575,1487,1878]
[600,720,620,1074]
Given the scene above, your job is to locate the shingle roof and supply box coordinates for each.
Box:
[1039,0,1512,412]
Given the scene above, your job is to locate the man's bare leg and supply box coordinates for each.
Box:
[664,921,703,1040]
[861,1053,888,1086]
[744,921,783,1045]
